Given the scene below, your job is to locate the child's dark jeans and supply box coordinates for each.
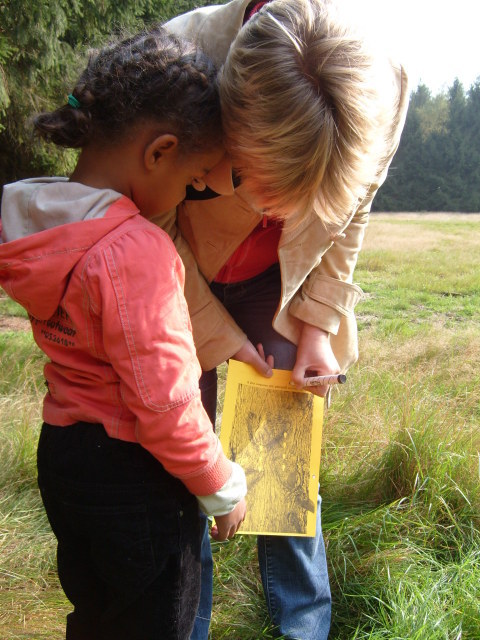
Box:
[37,421,201,640]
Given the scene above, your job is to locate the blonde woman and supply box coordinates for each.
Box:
[158,1,409,638]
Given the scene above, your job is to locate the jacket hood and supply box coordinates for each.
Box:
[0,178,138,319]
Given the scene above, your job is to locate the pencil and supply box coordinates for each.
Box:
[303,374,347,387]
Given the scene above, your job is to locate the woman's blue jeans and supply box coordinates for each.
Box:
[190,264,331,640]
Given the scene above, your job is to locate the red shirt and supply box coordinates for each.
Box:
[214,215,282,283]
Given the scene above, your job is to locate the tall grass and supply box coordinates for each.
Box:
[0,213,479,638]
[0,330,69,638]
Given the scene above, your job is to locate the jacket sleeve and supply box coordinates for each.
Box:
[289,62,410,335]
[151,208,247,370]
[84,220,236,499]
[165,0,248,67]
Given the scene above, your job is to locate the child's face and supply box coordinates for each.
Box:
[139,145,225,217]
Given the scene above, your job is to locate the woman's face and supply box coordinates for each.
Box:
[232,168,303,220]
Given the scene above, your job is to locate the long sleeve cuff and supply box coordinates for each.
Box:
[289,274,364,335]
[196,462,247,516]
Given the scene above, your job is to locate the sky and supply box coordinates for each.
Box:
[341,0,480,95]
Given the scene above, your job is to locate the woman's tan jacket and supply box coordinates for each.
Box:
[156,0,409,372]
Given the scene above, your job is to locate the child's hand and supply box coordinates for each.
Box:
[210,498,246,541]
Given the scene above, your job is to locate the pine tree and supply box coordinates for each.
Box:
[373,78,480,212]
[462,79,480,211]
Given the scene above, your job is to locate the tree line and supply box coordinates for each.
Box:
[1,1,479,212]
[373,79,480,213]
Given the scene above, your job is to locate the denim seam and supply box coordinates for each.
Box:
[261,536,279,621]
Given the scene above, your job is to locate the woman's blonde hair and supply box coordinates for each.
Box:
[220,0,394,225]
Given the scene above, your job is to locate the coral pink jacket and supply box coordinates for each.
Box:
[0,178,233,498]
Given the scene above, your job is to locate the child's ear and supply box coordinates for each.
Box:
[144,134,179,170]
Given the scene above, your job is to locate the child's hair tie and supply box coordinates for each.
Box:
[67,94,81,109]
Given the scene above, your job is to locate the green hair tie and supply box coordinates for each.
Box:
[67,94,81,109]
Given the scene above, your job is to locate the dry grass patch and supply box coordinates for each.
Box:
[365,213,480,253]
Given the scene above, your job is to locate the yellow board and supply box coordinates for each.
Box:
[220,360,324,537]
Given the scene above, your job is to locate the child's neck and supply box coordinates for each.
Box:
[70,145,133,199]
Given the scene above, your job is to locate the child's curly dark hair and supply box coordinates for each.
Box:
[34,26,222,154]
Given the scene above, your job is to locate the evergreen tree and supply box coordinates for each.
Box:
[463,81,480,211]
[373,77,480,212]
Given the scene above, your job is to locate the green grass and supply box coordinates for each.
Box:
[1,213,479,639]
[356,216,480,333]
[0,296,29,318]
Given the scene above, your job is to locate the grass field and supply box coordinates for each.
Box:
[0,213,479,639]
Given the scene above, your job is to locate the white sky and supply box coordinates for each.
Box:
[341,0,480,94]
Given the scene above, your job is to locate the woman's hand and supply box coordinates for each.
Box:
[290,323,340,397]
[210,498,247,541]
[232,340,274,377]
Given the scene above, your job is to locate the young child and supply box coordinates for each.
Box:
[0,27,246,640]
